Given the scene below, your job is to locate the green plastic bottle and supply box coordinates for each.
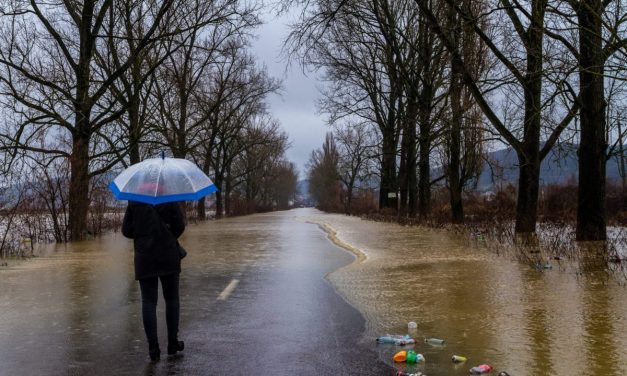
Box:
[406,350,425,364]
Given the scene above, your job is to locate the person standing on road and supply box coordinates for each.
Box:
[122,200,186,361]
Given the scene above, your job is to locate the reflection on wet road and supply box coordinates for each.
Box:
[1,208,626,376]
[0,209,390,375]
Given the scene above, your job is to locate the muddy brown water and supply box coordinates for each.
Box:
[1,208,626,376]
[302,211,627,376]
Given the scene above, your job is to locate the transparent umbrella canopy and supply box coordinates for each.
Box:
[109,155,217,204]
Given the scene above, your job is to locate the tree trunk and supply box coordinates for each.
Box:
[398,133,408,215]
[196,199,206,220]
[128,102,141,164]
[448,3,464,224]
[68,2,96,241]
[405,95,419,218]
[224,170,232,216]
[416,20,433,220]
[68,132,91,240]
[618,120,626,194]
[379,132,398,210]
[346,183,354,215]
[245,180,255,214]
[576,0,607,241]
[417,116,431,220]
[515,148,541,233]
[406,122,417,218]
[513,0,545,235]
[127,60,142,165]
[448,129,464,223]
[198,141,215,220]
[215,189,223,219]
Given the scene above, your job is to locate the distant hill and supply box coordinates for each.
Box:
[299,143,625,202]
[476,143,624,191]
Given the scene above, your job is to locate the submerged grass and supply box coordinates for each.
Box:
[361,211,627,278]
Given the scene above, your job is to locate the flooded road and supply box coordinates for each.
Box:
[0,209,390,375]
[1,208,626,376]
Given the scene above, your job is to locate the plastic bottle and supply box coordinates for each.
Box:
[406,350,425,364]
[377,335,404,344]
[469,364,493,374]
[451,355,467,363]
[408,321,418,330]
[377,334,416,345]
[377,335,396,344]
[397,337,416,345]
[406,350,417,363]
[424,338,445,345]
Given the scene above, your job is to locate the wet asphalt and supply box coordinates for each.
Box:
[0,211,393,376]
[168,214,393,376]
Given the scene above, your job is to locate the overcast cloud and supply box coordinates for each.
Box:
[250,9,329,179]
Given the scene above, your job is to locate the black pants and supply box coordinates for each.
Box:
[138,273,180,345]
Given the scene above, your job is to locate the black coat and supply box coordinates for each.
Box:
[122,201,185,280]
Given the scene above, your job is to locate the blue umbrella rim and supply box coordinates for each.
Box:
[109,182,218,205]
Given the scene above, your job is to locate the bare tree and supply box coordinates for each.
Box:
[25,155,70,242]
[230,118,290,214]
[334,122,377,214]
[568,0,607,240]
[0,0,188,240]
[308,133,341,211]
[417,0,579,234]
[203,52,281,217]
[537,0,627,240]
[440,0,490,223]
[288,1,407,211]
[268,161,298,210]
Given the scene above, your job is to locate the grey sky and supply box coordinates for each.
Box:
[250,10,328,179]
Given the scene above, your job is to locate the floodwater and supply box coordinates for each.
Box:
[1,208,626,376]
[303,211,627,376]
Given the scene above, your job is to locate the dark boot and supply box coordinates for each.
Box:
[167,340,184,355]
[148,340,160,361]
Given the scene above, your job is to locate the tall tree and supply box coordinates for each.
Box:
[287,1,405,211]
[573,0,606,240]
[417,0,579,234]
[308,133,341,211]
[547,0,627,240]
[446,0,464,223]
[443,0,488,224]
[0,0,179,239]
[334,122,377,214]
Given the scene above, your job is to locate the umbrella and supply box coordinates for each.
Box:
[109,154,217,204]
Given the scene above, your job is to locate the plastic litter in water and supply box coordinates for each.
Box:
[394,350,425,364]
[451,355,467,363]
[393,350,407,362]
[406,350,425,364]
[377,334,416,345]
[424,337,445,345]
[469,364,493,374]
[395,371,425,376]
[408,321,417,330]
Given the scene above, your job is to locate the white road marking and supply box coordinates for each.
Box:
[217,279,239,300]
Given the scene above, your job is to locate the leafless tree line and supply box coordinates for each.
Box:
[0,0,297,245]
[292,0,627,242]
